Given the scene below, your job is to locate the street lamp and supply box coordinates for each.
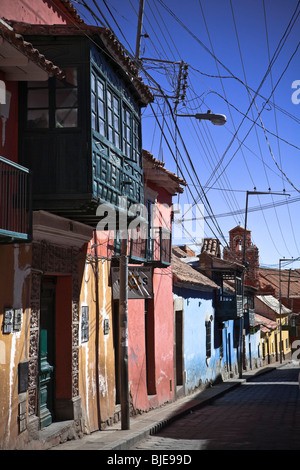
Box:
[175,109,227,126]
[239,190,290,378]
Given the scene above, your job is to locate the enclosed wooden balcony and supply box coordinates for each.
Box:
[215,293,243,322]
[0,156,32,243]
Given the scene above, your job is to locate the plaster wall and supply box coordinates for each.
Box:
[174,287,241,392]
[78,236,115,433]
[0,243,31,449]
[1,0,75,25]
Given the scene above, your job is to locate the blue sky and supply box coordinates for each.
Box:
[73,0,300,268]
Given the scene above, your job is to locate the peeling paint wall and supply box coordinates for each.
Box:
[78,237,116,433]
[0,244,31,449]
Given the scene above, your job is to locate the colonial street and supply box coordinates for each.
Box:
[130,361,300,451]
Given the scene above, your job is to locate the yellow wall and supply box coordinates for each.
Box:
[0,243,31,449]
[261,316,291,360]
[78,255,116,433]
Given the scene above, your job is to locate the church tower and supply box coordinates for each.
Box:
[223,225,260,288]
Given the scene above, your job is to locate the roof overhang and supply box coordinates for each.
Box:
[0,19,64,81]
[143,150,186,195]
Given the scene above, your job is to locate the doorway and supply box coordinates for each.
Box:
[38,275,73,428]
[175,310,184,388]
[39,277,56,429]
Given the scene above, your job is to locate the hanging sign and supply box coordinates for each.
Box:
[111,266,153,299]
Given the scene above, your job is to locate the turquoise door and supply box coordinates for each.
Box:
[39,278,56,429]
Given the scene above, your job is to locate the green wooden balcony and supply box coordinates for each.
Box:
[0,156,32,243]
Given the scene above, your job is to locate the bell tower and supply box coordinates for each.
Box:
[223,225,259,288]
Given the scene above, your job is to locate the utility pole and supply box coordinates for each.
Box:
[135,0,145,64]
[119,235,129,429]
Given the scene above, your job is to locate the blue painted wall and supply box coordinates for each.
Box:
[173,286,254,393]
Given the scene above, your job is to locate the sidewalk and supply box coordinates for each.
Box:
[52,362,288,451]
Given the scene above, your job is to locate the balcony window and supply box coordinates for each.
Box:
[91,69,141,160]
[107,89,121,150]
[123,105,132,158]
[26,68,78,129]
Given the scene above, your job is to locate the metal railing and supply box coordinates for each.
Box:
[0,156,32,242]
[148,226,172,266]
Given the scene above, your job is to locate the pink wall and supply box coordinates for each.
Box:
[127,185,175,411]
[128,266,175,411]
[1,0,75,25]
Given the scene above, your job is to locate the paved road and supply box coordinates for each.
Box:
[130,362,300,450]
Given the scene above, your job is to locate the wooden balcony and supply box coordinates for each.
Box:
[215,293,243,321]
[0,156,32,243]
[244,307,256,329]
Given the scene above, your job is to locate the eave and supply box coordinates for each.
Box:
[0,18,64,81]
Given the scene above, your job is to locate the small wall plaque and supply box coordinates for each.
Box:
[3,308,14,334]
[103,318,109,335]
[13,308,22,332]
[81,306,89,343]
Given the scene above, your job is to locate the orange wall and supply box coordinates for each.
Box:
[0,243,31,449]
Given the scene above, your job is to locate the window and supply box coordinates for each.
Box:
[123,105,131,158]
[107,89,121,149]
[235,277,242,295]
[27,81,49,128]
[91,69,141,160]
[91,74,105,135]
[55,68,78,128]
[27,68,78,128]
[205,321,212,358]
[132,116,140,162]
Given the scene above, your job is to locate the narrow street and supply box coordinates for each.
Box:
[130,362,300,450]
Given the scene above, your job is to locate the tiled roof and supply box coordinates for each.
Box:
[255,313,278,333]
[172,251,219,290]
[55,0,84,24]
[143,150,186,195]
[259,267,300,299]
[9,21,153,106]
[201,238,221,257]
[0,19,64,79]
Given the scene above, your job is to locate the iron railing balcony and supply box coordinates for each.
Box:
[0,156,32,243]
[147,226,172,267]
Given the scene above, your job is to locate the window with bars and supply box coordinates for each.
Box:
[205,321,212,358]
